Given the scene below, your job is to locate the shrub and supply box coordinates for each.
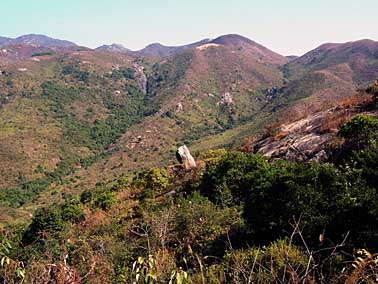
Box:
[338,114,378,145]
[366,81,378,104]
[200,152,359,245]
[222,239,310,284]
[61,199,84,223]
[145,168,169,193]
[80,189,93,204]
[93,192,117,211]
[22,207,63,244]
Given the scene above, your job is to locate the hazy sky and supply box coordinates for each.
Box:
[2,0,378,55]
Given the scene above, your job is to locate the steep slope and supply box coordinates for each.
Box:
[0,50,154,224]
[190,40,378,152]
[65,35,289,189]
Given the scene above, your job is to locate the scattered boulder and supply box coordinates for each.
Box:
[176,145,196,169]
[218,92,233,105]
[176,102,183,113]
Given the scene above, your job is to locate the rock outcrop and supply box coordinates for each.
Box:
[218,92,233,106]
[133,63,147,94]
[253,108,342,162]
[176,145,197,169]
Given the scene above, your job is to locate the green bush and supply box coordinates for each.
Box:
[22,207,63,244]
[137,168,169,198]
[93,191,117,211]
[61,199,85,223]
[338,114,378,144]
[200,151,377,246]
[145,168,169,192]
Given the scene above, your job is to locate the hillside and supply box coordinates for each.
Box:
[63,34,289,190]
[192,39,378,151]
[1,34,378,227]
[1,90,378,282]
[0,49,150,222]
[59,38,378,197]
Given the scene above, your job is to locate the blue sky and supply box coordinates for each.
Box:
[2,0,378,55]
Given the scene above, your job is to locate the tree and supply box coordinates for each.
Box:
[143,168,169,197]
[366,80,378,104]
[338,114,378,149]
[22,207,63,244]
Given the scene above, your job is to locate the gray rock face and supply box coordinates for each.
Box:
[255,133,331,162]
[133,63,147,94]
[253,109,337,162]
[176,145,197,169]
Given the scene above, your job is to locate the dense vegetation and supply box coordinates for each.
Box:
[1,109,378,283]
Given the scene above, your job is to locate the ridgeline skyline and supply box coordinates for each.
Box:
[2,0,378,55]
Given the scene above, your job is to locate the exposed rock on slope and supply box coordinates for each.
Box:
[176,145,197,169]
[133,63,147,93]
[95,43,131,53]
[253,108,349,162]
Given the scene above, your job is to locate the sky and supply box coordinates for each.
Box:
[1,0,378,56]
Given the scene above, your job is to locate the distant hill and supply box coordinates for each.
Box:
[0,34,77,47]
[208,34,288,65]
[95,39,212,57]
[286,55,298,61]
[286,39,378,84]
[134,38,211,57]
[95,43,131,53]
[0,36,12,46]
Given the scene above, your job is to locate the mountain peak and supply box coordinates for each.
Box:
[210,34,255,46]
[145,42,165,48]
[96,43,130,53]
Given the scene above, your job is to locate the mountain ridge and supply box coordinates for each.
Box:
[0,34,77,48]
